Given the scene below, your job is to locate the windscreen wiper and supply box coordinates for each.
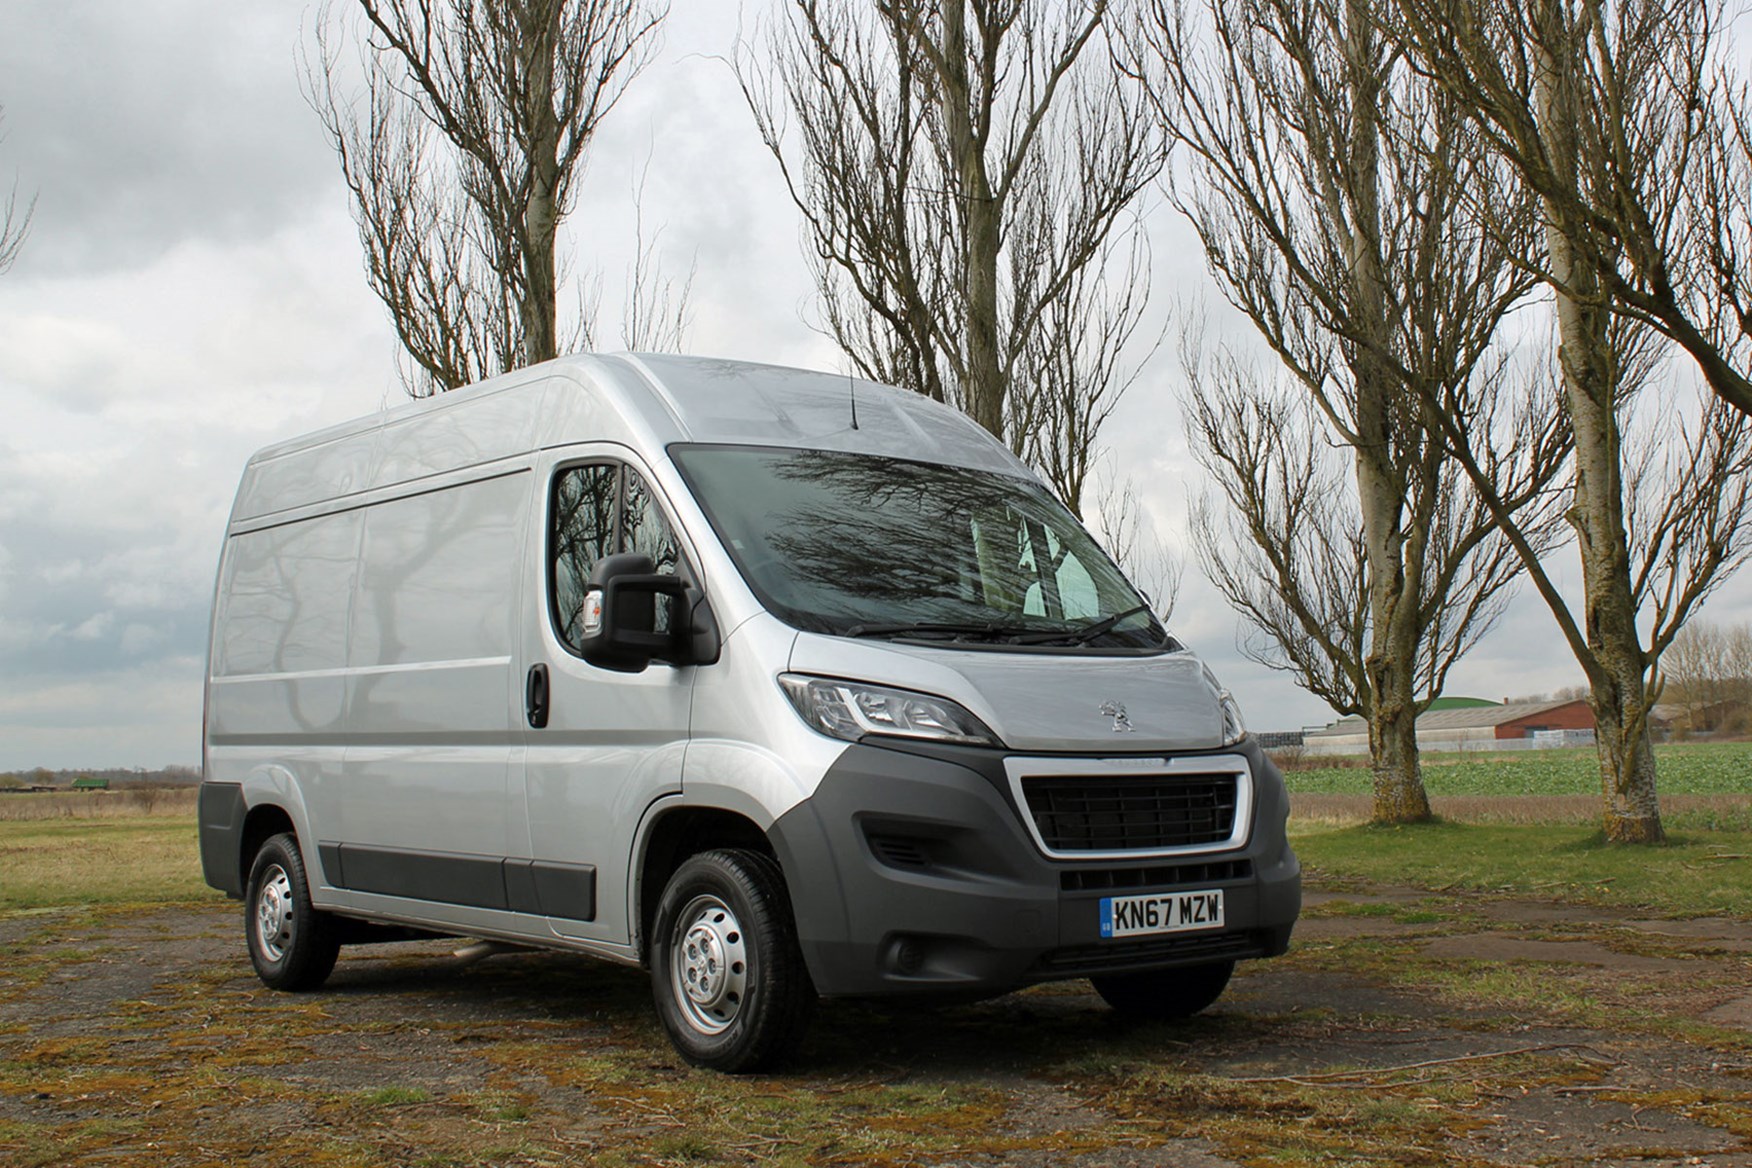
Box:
[1010,604,1154,646]
[841,620,1038,642]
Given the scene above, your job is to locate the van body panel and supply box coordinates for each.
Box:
[521,442,698,942]
[201,352,1299,1052]
[368,371,549,490]
[232,364,549,524]
[335,462,531,920]
[685,613,839,823]
[614,354,1034,477]
[233,425,383,525]
[333,889,640,967]
[208,505,361,751]
[226,759,333,887]
[787,636,1224,755]
[541,360,689,453]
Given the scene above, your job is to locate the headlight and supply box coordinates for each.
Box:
[1204,665,1247,746]
[1218,688,1247,746]
[778,674,1001,747]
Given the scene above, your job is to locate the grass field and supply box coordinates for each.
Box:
[0,814,215,911]
[1279,740,1752,795]
[1292,821,1752,917]
[0,786,197,821]
[3,814,1748,918]
[1,742,1747,915]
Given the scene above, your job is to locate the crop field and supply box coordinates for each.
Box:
[1,760,1749,1167]
[1280,740,1752,796]
[0,787,197,822]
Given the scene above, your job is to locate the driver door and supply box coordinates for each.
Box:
[519,450,696,945]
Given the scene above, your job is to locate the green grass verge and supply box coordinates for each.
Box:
[8,801,1750,922]
[1283,740,1752,796]
[1293,821,1752,916]
[0,816,217,911]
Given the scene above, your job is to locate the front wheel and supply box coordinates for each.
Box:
[649,849,814,1072]
[1091,960,1234,1020]
[245,832,340,991]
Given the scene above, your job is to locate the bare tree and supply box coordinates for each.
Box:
[1661,619,1752,732]
[738,0,1164,513]
[619,155,695,354]
[1385,0,1752,843]
[307,0,669,396]
[1128,0,1568,822]
[1090,458,1183,618]
[0,106,32,275]
[1394,0,1752,420]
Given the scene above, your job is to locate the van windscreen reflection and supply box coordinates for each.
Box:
[670,445,1167,650]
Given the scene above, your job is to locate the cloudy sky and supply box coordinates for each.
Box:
[0,1,1743,770]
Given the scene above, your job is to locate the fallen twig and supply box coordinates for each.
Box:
[1227,1043,1617,1085]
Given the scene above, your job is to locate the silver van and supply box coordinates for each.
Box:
[198,354,1300,1071]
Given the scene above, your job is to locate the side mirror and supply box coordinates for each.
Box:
[576,553,721,673]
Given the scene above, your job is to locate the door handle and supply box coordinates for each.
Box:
[526,663,550,729]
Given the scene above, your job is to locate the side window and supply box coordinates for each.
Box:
[550,462,685,653]
[552,465,619,651]
[623,468,680,576]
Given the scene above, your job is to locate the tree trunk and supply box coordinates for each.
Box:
[1586,666,1663,842]
[1534,0,1664,843]
[937,2,1006,440]
[519,0,562,366]
[1368,688,1431,823]
[1344,0,1431,823]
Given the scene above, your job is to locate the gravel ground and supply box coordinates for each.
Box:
[1,883,1748,1167]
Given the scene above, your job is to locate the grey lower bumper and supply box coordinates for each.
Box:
[768,738,1300,998]
[198,781,247,898]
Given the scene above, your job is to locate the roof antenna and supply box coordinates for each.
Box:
[847,368,860,430]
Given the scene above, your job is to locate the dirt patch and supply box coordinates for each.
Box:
[1628,918,1752,953]
[1419,935,1681,971]
[2,890,1750,1167]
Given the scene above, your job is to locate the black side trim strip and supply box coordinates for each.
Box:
[341,844,507,909]
[531,860,595,921]
[321,843,596,922]
[318,843,345,889]
[503,859,541,915]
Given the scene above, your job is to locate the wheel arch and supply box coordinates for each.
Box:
[633,803,774,964]
[231,763,327,895]
[239,803,298,883]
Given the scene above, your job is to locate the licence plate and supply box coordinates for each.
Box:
[1099,889,1225,939]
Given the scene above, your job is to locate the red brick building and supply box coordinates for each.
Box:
[1486,699,1595,740]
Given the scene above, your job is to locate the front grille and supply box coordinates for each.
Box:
[1060,858,1253,893]
[1028,930,1268,979]
[1021,773,1238,853]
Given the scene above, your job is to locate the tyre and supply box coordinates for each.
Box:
[1091,960,1234,1020]
[244,832,341,991]
[649,848,815,1072]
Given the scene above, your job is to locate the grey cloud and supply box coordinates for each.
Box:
[0,658,204,769]
[0,508,212,678]
[0,0,338,276]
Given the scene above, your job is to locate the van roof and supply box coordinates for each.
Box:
[231,353,1034,525]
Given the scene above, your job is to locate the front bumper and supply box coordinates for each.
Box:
[767,737,1300,997]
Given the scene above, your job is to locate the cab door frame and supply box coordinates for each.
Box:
[519,443,705,945]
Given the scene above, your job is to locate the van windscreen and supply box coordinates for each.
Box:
[670,445,1167,649]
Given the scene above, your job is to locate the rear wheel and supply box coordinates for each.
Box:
[245,832,340,991]
[1091,960,1234,1020]
[650,848,814,1072]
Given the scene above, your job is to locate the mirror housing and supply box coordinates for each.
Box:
[576,553,720,673]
